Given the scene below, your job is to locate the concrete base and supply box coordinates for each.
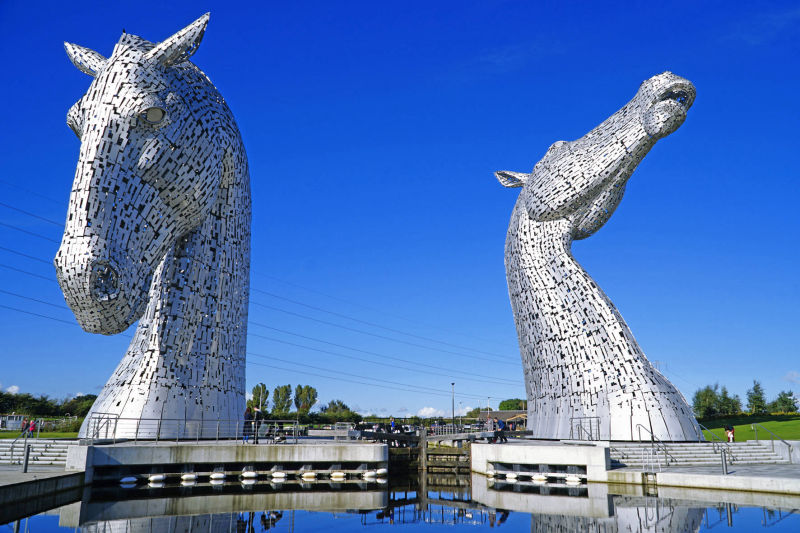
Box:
[67,441,388,483]
[471,441,610,482]
[0,471,84,524]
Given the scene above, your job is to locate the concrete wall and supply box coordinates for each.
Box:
[68,442,388,481]
[759,439,800,464]
[471,442,610,482]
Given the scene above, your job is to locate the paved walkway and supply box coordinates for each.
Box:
[614,464,800,479]
[0,464,69,489]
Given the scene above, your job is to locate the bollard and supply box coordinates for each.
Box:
[720,449,728,475]
[22,444,31,473]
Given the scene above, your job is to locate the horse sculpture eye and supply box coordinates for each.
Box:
[143,107,166,124]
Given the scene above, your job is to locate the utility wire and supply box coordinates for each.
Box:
[0,262,53,282]
[0,206,518,363]
[0,221,60,243]
[0,301,515,400]
[0,286,519,387]
[0,246,53,265]
[252,287,512,359]
[246,350,507,401]
[0,178,63,206]
[246,359,493,401]
[248,328,519,385]
[0,234,517,365]
[0,202,61,226]
[0,199,515,349]
[251,301,514,364]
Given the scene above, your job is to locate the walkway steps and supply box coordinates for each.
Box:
[610,441,787,468]
[0,440,76,466]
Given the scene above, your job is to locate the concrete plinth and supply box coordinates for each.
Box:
[471,441,610,482]
[67,441,388,483]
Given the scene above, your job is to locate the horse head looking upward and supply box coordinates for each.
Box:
[497,72,703,441]
[54,14,250,438]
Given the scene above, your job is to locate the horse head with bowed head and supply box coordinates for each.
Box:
[55,14,251,437]
[496,72,703,441]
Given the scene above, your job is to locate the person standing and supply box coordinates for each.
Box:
[495,417,508,443]
[243,407,253,443]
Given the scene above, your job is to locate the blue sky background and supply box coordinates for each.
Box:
[0,1,797,417]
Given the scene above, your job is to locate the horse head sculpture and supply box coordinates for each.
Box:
[497,72,703,441]
[55,14,251,437]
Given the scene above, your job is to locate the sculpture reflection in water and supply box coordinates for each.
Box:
[49,474,731,533]
[55,13,251,438]
[497,72,703,441]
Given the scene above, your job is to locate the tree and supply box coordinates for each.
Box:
[272,384,292,414]
[60,395,98,417]
[718,386,742,416]
[248,383,269,411]
[293,385,318,413]
[498,398,526,410]
[746,380,768,414]
[692,384,720,418]
[319,399,361,423]
[321,399,351,414]
[769,391,798,413]
[465,407,483,418]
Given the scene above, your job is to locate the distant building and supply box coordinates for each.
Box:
[0,414,26,430]
[478,410,527,423]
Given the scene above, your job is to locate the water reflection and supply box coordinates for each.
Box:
[5,472,800,531]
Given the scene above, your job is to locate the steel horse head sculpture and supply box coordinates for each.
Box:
[497,72,703,441]
[55,14,250,438]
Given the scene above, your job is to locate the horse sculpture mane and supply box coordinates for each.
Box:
[497,72,703,441]
[54,14,250,438]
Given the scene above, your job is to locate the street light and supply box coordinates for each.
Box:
[451,382,455,427]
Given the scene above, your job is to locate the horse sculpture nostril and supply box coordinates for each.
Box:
[90,261,120,302]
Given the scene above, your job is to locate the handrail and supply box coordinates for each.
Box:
[751,423,793,454]
[635,424,677,466]
[83,415,301,443]
[697,422,737,462]
[570,416,600,441]
[575,425,593,441]
[696,422,726,443]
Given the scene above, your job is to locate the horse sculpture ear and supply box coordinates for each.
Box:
[495,171,530,188]
[64,43,107,77]
[145,13,210,67]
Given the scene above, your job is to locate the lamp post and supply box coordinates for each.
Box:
[451,382,455,427]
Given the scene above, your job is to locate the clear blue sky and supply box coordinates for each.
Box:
[0,1,797,417]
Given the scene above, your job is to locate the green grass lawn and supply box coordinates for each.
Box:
[0,431,78,439]
[698,414,800,442]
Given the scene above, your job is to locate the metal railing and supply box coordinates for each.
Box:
[84,414,300,444]
[570,416,601,441]
[697,422,737,468]
[752,423,793,455]
[635,424,677,468]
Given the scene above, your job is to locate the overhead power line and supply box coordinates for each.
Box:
[0,202,519,363]
[0,301,517,401]
[252,287,512,359]
[248,327,519,385]
[247,350,508,401]
[251,301,514,364]
[0,285,519,387]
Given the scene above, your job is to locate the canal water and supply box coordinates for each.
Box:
[4,473,798,532]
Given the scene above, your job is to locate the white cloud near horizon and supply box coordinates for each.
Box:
[6,385,20,394]
[784,371,800,384]
[417,406,445,417]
